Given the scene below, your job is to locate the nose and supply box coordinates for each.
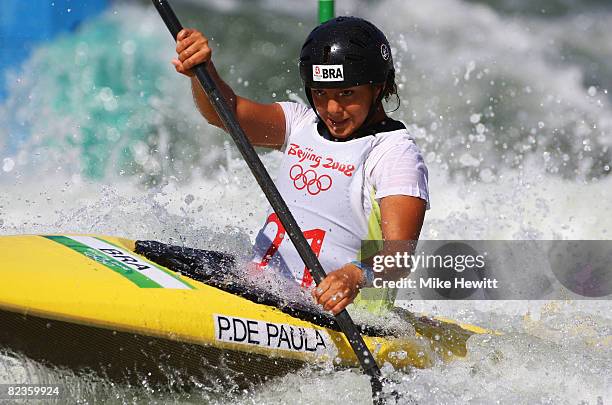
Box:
[326,98,343,115]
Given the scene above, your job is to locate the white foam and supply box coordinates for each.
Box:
[1,0,611,403]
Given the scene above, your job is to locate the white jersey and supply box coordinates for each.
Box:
[251,102,429,293]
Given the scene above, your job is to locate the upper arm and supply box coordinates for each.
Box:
[378,195,426,281]
[234,96,286,149]
[380,195,426,241]
[369,136,429,240]
[370,140,430,208]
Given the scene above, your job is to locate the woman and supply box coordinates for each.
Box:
[172,17,429,315]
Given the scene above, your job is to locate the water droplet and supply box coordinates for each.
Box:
[464,60,476,81]
[2,157,15,172]
[122,40,136,55]
[480,168,494,183]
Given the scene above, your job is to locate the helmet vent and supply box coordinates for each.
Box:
[345,54,365,62]
[323,45,331,63]
[363,21,378,32]
[357,27,373,39]
[349,38,367,48]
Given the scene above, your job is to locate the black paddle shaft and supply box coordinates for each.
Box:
[150,0,384,400]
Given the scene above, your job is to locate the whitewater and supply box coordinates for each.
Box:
[0,0,610,403]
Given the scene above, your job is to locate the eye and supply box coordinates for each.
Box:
[313,89,326,97]
[340,90,354,97]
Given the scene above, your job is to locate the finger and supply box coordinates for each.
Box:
[320,289,345,311]
[179,41,207,62]
[172,59,183,72]
[182,49,211,70]
[313,287,331,306]
[329,296,352,315]
[174,63,186,75]
[176,33,197,54]
[176,28,193,41]
[172,60,191,77]
[312,279,331,300]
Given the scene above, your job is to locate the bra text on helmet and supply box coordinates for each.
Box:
[313,65,344,82]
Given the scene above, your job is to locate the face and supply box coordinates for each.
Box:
[310,84,380,138]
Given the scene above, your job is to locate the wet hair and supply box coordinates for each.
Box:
[382,70,400,112]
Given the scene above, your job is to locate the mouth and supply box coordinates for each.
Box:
[328,118,349,130]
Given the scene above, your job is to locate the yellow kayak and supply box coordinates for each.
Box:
[0,234,488,386]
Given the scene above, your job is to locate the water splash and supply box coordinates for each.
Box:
[1,1,611,404]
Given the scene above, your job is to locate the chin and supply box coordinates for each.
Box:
[329,127,354,139]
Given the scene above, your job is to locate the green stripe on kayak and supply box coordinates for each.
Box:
[93,236,196,290]
[44,235,162,288]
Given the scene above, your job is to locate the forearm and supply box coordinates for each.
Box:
[374,195,427,282]
[376,240,419,282]
[174,28,285,147]
[190,61,237,130]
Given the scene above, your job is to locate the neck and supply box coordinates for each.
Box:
[317,105,396,142]
[368,104,388,125]
[357,101,388,133]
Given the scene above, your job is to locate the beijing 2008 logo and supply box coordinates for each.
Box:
[289,164,332,195]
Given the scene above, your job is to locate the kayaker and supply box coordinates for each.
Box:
[172,17,429,315]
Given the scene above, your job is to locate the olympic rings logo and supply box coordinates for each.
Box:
[289,164,332,195]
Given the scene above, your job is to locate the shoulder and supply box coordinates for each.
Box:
[366,125,430,209]
[276,101,317,132]
[367,125,425,169]
[276,102,317,150]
